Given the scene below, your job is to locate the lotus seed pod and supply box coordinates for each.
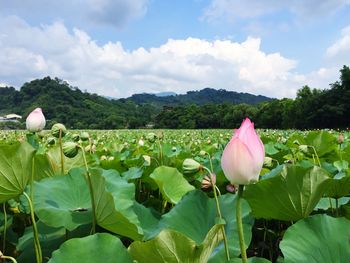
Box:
[182,158,202,174]
[172,146,177,152]
[47,136,56,145]
[146,132,157,143]
[264,157,273,167]
[84,144,96,153]
[199,150,207,156]
[63,142,79,158]
[80,132,90,141]
[72,133,80,142]
[143,155,151,166]
[51,123,67,138]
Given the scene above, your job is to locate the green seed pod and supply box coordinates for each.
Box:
[51,123,67,138]
[62,142,79,158]
[72,133,80,142]
[182,158,202,174]
[47,136,56,145]
[80,132,90,141]
[146,132,157,143]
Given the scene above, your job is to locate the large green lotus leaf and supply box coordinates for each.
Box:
[129,223,223,263]
[46,146,96,174]
[244,165,330,221]
[133,202,161,241]
[305,131,336,157]
[31,168,92,231]
[150,166,195,204]
[280,214,350,263]
[34,153,57,180]
[49,233,133,263]
[315,197,350,210]
[90,168,143,240]
[0,142,35,202]
[229,258,271,263]
[17,221,91,263]
[323,172,350,199]
[159,190,252,259]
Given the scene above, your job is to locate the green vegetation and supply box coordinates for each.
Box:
[0,128,349,262]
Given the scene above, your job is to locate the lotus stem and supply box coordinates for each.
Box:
[23,192,42,263]
[0,254,17,263]
[2,203,7,253]
[236,185,248,263]
[203,166,230,261]
[59,129,65,175]
[80,146,96,234]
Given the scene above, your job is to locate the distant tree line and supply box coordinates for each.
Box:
[0,65,349,129]
[155,66,350,129]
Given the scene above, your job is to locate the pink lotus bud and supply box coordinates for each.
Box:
[221,118,265,185]
[226,184,236,193]
[338,133,344,144]
[26,108,46,132]
[201,173,216,189]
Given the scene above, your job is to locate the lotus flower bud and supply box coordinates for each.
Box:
[26,108,46,132]
[100,155,107,161]
[182,158,202,174]
[299,145,308,153]
[338,133,344,144]
[63,142,79,158]
[221,118,265,185]
[201,173,216,189]
[138,139,144,146]
[108,156,114,161]
[51,123,67,138]
[226,184,236,193]
[80,132,90,141]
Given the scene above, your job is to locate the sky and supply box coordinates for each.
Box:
[0,0,350,99]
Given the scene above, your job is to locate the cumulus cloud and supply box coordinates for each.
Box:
[0,0,148,28]
[203,0,350,22]
[0,15,317,98]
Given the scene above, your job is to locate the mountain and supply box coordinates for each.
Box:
[126,87,271,107]
[0,76,272,129]
[155,92,177,97]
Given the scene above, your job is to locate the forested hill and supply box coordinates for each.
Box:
[126,88,271,107]
[1,65,349,129]
[0,77,271,129]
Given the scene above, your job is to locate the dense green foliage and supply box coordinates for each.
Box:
[1,65,349,129]
[0,128,349,262]
[155,65,350,129]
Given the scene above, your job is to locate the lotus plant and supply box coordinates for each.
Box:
[26,108,46,132]
[221,118,264,263]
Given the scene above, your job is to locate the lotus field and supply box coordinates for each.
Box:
[0,121,350,262]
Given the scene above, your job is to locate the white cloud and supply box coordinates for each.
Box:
[0,15,316,99]
[203,0,350,22]
[326,25,350,66]
[0,0,148,28]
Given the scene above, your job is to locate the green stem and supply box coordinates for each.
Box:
[59,129,64,175]
[0,255,18,263]
[80,146,96,234]
[2,203,7,253]
[157,140,163,165]
[237,185,248,263]
[23,192,42,263]
[309,146,321,167]
[203,166,230,261]
[335,198,339,217]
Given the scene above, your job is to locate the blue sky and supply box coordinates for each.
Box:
[0,0,350,98]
